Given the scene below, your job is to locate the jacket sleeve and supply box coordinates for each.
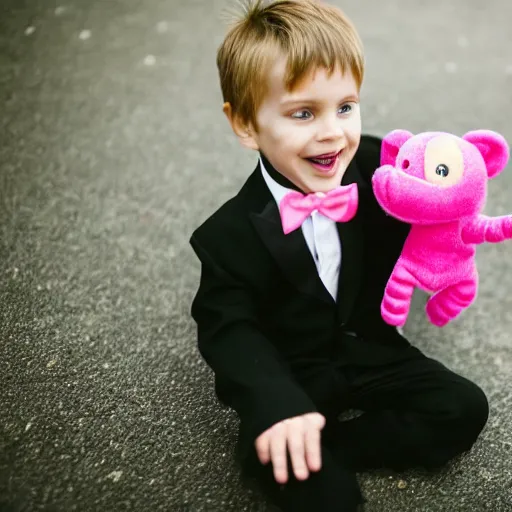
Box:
[189,234,317,443]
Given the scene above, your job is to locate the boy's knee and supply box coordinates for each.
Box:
[454,380,488,424]
[417,379,488,469]
[458,381,489,438]
[442,379,489,445]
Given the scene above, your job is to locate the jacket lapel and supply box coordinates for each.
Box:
[247,168,334,305]
[250,199,334,305]
[336,212,364,324]
[336,160,366,324]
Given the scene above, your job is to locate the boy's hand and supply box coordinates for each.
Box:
[254,412,326,484]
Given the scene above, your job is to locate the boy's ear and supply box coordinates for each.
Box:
[223,102,259,151]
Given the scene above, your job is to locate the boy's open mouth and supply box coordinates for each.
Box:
[305,150,342,173]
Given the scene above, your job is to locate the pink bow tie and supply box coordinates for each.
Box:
[279,184,359,234]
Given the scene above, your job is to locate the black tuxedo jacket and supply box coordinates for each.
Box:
[190,135,421,454]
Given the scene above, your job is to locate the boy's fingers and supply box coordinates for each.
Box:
[286,421,309,481]
[256,413,325,483]
[304,421,322,472]
[255,433,270,465]
[269,424,288,484]
[306,412,326,430]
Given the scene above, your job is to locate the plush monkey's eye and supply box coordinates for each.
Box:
[435,164,449,177]
[424,136,463,187]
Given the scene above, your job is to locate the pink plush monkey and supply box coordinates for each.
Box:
[372,130,511,327]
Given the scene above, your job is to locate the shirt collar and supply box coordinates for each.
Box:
[259,156,296,207]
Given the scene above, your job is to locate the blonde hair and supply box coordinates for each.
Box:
[217,0,365,130]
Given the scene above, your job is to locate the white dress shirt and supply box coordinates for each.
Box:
[260,158,341,300]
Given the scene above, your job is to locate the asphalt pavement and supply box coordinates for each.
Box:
[0,0,511,510]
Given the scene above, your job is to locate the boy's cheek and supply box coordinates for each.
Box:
[347,114,362,133]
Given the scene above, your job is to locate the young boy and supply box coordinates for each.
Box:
[189,1,489,510]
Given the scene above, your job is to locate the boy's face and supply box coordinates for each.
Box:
[233,57,362,194]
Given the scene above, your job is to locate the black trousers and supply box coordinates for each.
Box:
[241,355,489,512]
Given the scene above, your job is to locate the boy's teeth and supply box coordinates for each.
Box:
[312,157,333,164]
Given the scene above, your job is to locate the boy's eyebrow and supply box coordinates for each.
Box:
[280,94,360,107]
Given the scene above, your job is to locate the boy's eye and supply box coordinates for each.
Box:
[291,103,356,120]
[338,104,353,115]
[291,110,312,120]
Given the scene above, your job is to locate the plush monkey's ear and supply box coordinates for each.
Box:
[462,130,510,178]
[381,130,414,166]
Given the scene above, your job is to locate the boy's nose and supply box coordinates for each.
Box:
[317,117,344,141]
